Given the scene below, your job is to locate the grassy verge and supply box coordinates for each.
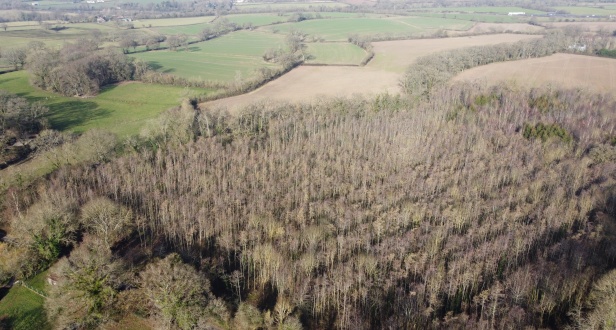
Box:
[0,271,50,330]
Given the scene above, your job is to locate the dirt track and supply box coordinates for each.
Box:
[452,53,616,93]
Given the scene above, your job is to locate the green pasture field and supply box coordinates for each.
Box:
[234,1,348,10]
[150,22,214,36]
[305,42,366,65]
[0,22,116,49]
[0,71,207,137]
[414,12,523,23]
[263,16,472,41]
[419,6,545,14]
[131,30,284,82]
[134,16,215,28]
[553,6,616,15]
[222,13,287,27]
[0,272,50,330]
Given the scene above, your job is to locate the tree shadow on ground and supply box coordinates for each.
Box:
[46,100,111,132]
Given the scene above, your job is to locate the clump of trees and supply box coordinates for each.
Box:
[199,18,240,42]
[263,30,307,69]
[26,42,135,96]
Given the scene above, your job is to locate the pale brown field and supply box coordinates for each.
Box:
[204,66,399,112]
[452,53,616,93]
[369,33,542,71]
[547,21,616,32]
[203,34,542,112]
[467,23,545,34]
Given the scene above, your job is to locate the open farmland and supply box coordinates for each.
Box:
[204,33,542,111]
[131,30,284,82]
[234,1,348,11]
[134,16,216,28]
[455,22,545,35]
[419,6,545,14]
[553,6,616,15]
[0,22,116,49]
[305,42,366,65]
[204,65,399,112]
[221,13,287,27]
[547,21,616,32]
[0,71,207,137]
[452,53,616,93]
[369,33,542,71]
[261,16,473,41]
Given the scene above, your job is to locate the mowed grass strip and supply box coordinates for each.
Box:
[131,30,284,81]
[0,71,208,137]
[305,42,366,65]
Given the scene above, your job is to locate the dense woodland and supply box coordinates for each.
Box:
[1,81,615,329]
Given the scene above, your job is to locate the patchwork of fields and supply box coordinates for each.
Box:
[204,34,544,111]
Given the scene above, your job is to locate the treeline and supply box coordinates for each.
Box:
[2,83,615,328]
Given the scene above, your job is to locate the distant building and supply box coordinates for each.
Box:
[31,2,39,6]
[508,12,526,16]
[568,44,587,52]
[86,0,95,3]
[96,16,106,23]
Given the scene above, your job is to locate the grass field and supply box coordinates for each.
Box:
[0,272,50,330]
[452,53,616,93]
[223,13,287,27]
[131,30,284,81]
[553,6,616,15]
[419,6,545,14]
[414,12,523,23]
[234,1,348,10]
[262,16,472,41]
[305,42,366,65]
[0,71,206,137]
[134,16,215,28]
[0,22,116,49]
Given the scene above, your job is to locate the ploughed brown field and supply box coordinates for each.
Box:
[452,53,616,93]
[204,34,541,112]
